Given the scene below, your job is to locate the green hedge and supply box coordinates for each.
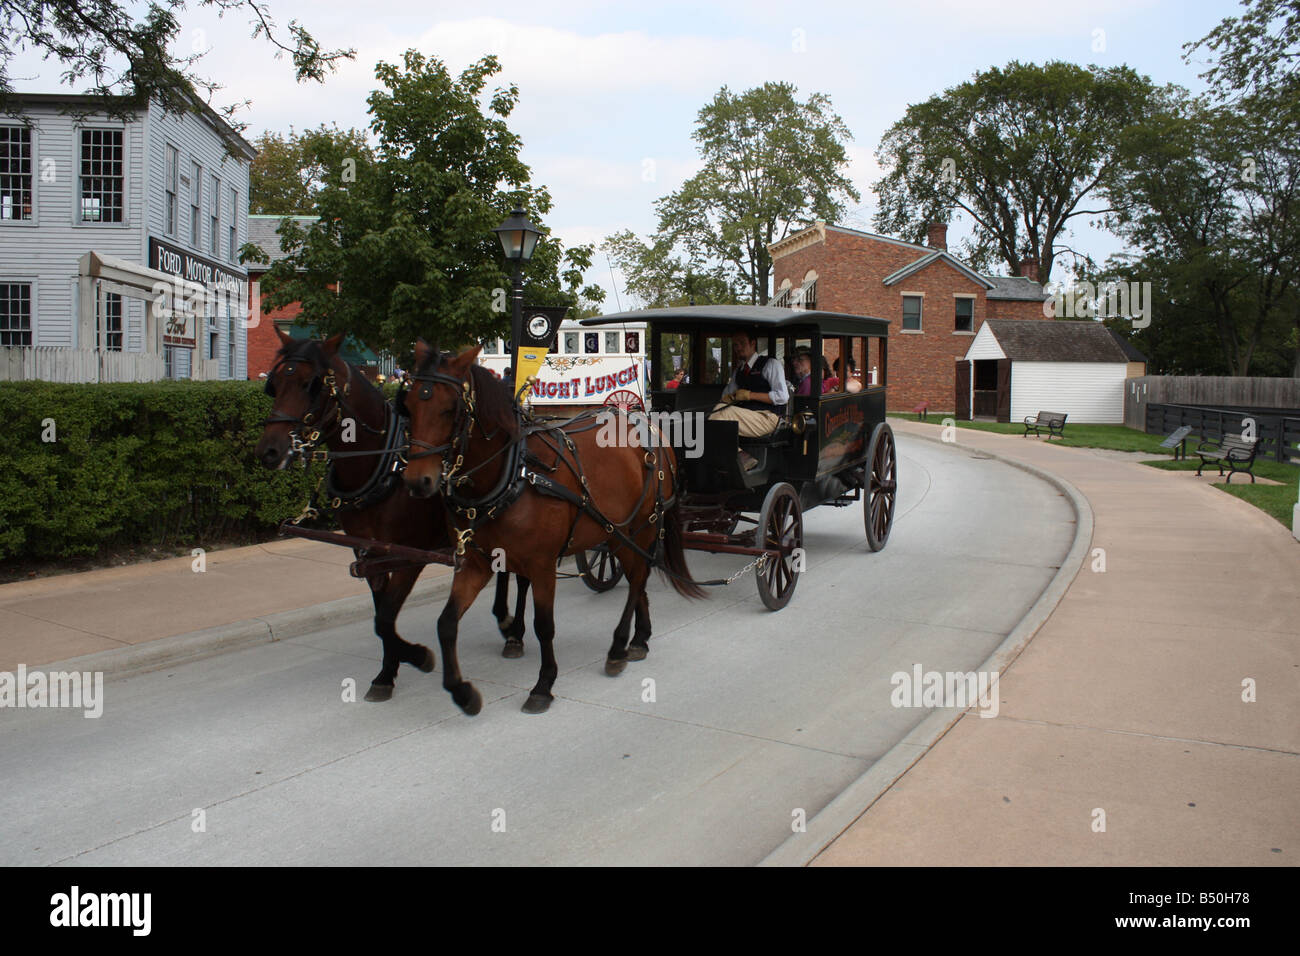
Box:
[0,380,324,562]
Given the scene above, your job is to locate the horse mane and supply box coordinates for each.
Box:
[469,362,519,436]
[414,350,519,437]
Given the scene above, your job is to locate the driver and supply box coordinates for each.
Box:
[709,330,788,469]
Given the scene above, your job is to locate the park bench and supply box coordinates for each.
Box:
[912,401,930,421]
[1023,410,1067,439]
[1159,425,1193,460]
[1195,433,1258,483]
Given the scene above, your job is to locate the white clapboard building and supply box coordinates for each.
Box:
[0,93,255,381]
[960,319,1140,423]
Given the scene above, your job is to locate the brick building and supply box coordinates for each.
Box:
[770,222,1048,411]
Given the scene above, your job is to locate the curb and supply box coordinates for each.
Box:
[49,571,457,682]
[759,426,1095,867]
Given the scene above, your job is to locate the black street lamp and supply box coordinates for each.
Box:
[493,206,543,398]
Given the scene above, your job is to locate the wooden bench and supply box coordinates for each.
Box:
[912,401,930,421]
[1023,411,1067,439]
[1159,425,1193,460]
[1195,433,1258,483]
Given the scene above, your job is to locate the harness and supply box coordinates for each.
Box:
[407,364,674,569]
[265,350,408,523]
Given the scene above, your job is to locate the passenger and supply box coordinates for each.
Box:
[665,368,686,390]
[835,356,863,393]
[792,351,838,396]
[710,330,788,471]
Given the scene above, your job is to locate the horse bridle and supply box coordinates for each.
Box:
[406,364,477,484]
[263,353,354,465]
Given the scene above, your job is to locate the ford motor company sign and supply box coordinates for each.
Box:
[149,238,246,349]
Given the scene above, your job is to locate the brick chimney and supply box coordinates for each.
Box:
[1018,257,1039,282]
[926,222,947,252]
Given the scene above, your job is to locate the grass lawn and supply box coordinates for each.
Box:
[1142,457,1299,527]
[887,413,1176,455]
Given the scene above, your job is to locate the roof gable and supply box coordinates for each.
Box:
[882,250,993,289]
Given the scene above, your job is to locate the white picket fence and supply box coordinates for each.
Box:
[0,347,166,383]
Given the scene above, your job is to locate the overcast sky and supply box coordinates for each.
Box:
[10,0,1238,304]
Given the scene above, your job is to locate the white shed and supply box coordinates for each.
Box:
[958,320,1133,424]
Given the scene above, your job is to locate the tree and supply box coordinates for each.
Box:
[1099,89,1298,375]
[249,125,374,214]
[1186,0,1300,374]
[873,61,1158,282]
[0,1,353,128]
[653,82,859,305]
[601,229,737,309]
[253,51,603,352]
[1186,0,1300,99]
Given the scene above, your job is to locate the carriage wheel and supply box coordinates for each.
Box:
[575,546,623,592]
[755,482,802,611]
[864,422,897,552]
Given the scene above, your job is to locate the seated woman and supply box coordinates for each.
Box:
[834,356,863,393]
[793,351,838,395]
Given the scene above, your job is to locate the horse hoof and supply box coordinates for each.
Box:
[604,658,627,676]
[522,693,553,714]
[498,615,515,637]
[453,684,482,716]
[627,645,648,662]
[365,684,394,702]
[416,647,436,672]
[502,639,525,659]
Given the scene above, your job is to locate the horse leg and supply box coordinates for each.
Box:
[492,571,513,634]
[502,575,530,658]
[604,554,649,676]
[437,562,493,716]
[364,567,434,702]
[628,589,652,662]
[522,570,558,713]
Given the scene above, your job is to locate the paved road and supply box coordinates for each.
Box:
[1,435,1075,866]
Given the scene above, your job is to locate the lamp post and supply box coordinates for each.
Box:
[493,206,543,398]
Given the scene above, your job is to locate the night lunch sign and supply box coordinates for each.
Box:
[149,238,246,349]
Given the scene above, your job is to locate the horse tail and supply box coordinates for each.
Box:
[661,499,706,600]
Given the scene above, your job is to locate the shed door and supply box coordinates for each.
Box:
[955,361,971,420]
[996,359,1011,423]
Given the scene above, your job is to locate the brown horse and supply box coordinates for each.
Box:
[254,331,530,702]
[402,341,704,715]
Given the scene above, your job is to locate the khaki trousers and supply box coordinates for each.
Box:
[709,403,780,438]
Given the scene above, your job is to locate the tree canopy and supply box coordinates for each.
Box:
[649,82,858,305]
[873,60,1158,282]
[0,0,353,127]
[248,125,374,215]
[251,50,603,354]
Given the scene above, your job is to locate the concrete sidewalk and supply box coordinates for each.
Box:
[0,536,453,673]
[811,420,1300,866]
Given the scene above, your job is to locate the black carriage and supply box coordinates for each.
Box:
[579,305,897,609]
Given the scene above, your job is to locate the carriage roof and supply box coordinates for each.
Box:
[580,305,890,337]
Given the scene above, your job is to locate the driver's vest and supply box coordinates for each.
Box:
[735,355,785,416]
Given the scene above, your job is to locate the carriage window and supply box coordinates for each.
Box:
[702,336,735,385]
[584,332,600,354]
[657,332,690,388]
[605,331,620,354]
[625,331,639,354]
[482,338,500,355]
[847,338,866,392]
[563,331,579,355]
